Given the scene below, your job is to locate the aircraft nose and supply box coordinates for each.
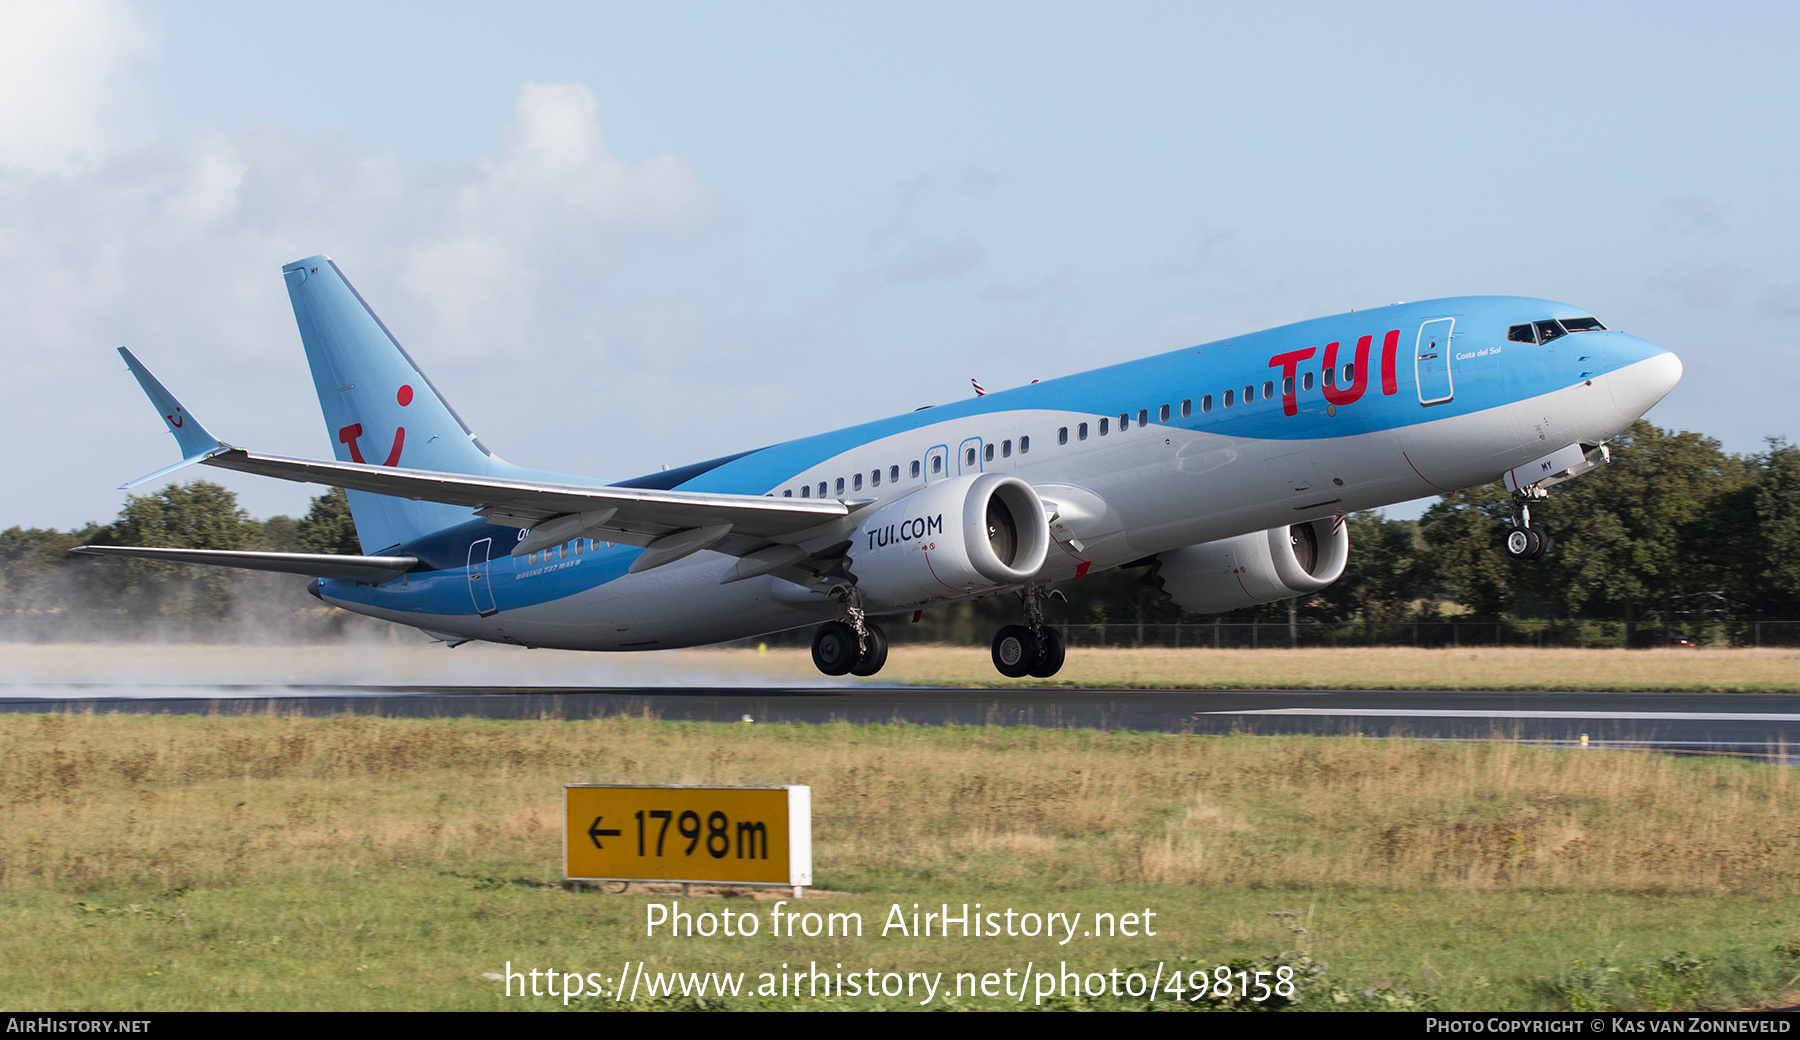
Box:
[1606,346,1682,424]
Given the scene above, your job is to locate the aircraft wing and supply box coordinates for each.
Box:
[111,348,867,577]
[198,447,865,567]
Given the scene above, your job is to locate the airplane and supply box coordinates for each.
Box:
[75,255,1682,677]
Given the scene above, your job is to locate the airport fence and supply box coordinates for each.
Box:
[799,616,1800,650]
[3,612,1797,649]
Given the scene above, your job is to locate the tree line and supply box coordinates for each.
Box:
[4,421,1796,641]
[0,484,359,635]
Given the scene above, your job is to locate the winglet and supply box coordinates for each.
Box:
[116,347,232,488]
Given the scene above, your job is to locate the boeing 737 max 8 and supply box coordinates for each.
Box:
[77,255,1682,677]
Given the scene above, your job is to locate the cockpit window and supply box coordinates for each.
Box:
[1561,316,1606,333]
[1533,320,1567,344]
[1507,323,1538,344]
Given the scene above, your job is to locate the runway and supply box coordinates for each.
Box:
[3,684,1797,761]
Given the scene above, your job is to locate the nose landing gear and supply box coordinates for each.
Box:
[1504,493,1554,561]
[990,586,1067,678]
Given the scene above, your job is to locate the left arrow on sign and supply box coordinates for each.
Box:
[588,816,622,849]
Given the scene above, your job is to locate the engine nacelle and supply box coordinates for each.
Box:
[847,473,1051,608]
[1149,516,1349,615]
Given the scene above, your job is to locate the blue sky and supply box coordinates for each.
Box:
[3,1,1795,528]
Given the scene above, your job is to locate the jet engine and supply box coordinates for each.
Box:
[847,473,1051,608]
[1147,516,1349,615]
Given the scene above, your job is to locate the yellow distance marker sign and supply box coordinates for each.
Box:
[563,785,812,887]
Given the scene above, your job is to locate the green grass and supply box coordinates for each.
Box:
[8,878,1799,1010]
[2,712,1798,1010]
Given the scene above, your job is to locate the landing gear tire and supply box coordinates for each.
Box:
[991,624,1041,678]
[850,622,888,677]
[811,620,859,676]
[1027,626,1065,678]
[1506,527,1550,561]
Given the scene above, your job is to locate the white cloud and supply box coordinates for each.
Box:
[0,78,727,527]
[883,236,984,284]
[1663,195,1726,237]
[0,0,155,173]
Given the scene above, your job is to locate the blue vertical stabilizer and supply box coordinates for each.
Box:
[282,256,501,553]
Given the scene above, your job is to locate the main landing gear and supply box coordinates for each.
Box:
[811,592,888,677]
[1504,492,1554,562]
[990,586,1067,678]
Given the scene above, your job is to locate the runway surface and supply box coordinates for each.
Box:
[4,684,1798,761]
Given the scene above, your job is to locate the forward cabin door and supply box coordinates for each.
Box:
[1415,318,1455,405]
[467,537,499,617]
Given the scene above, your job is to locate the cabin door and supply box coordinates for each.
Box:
[467,538,499,617]
[1415,318,1455,405]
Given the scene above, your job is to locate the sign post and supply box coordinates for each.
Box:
[563,784,812,895]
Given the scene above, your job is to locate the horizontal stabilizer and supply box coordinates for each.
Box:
[69,545,418,582]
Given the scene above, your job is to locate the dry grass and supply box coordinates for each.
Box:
[869,644,1800,691]
[4,641,1797,692]
[2,712,1795,896]
[5,713,1800,1011]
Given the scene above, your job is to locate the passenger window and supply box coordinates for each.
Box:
[1508,323,1538,344]
[1019,435,1029,454]
[1001,440,1011,458]
[1059,426,1069,445]
[911,460,921,478]
[574,540,583,555]
[891,465,901,482]
[853,473,863,491]
[1181,399,1191,417]
[1118,414,1128,431]
[1323,367,1335,388]
[1342,364,1354,385]
[1302,372,1314,391]
[1534,320,1567,343]
[1262,380,1274,400]
[801,486,810,498]
[558,543,567,559]
[1201,395,1212,413]
[966,447,977,466]
[1078,422,1088,440]
[1224,389,1235,408]
[1100,417,1110,435]
[1562,316,1606,332]
[1283,375,1294,396]
[1243,384,1254,402]
[984,443,995,462]
[818,482,828,497]
[783,489,792,498]
[1159,404,1170,422]
[871,469,880,487]
[931,456,942,474]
